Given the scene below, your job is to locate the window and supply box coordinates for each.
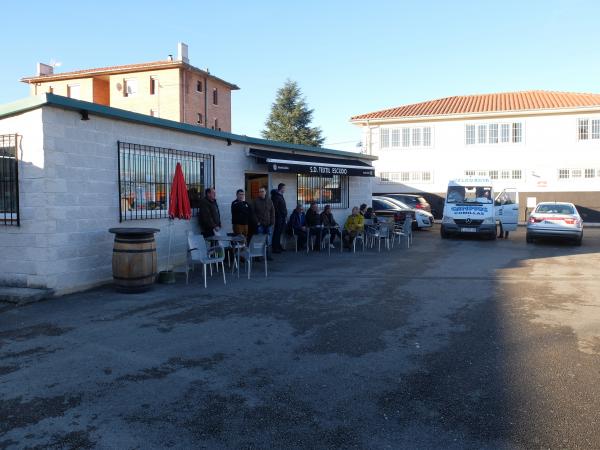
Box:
[391,129,400,147]
[423,127,431,146]
[464,170,476,176]
[297,174,348,209]
[512,122,522,143]
[512,169,522,179]
[578,118,589,140]
[118,141,214,221]
[465,125,475,145]
[197,113,203,124]
[124,78,138,97]
[501,170,510,179]
[489,170,498,180]
[196,80,203,92]
[489,124,498,144]
[477,125,487,144]
[558,169,570,179]
[412,128,422,147]
[402,128,410,147]
[400,172,410,182]
[150,77,158,95]
[592,119,600,139]
[213,88,218,105]
[0,134,19,226]
[380,128,389,148]
[585,168,596,178]
[422,171,432,182]
[67,84,80,100]
[501,123,510,143]
[571,169,582,178]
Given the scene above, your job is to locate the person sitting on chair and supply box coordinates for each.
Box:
[343,207,365,249]
[320,205,341,248]
[364,207,378,223]
[305,202,322,251]
[289,204,308,249]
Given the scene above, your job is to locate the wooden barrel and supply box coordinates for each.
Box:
[109,228,159,293]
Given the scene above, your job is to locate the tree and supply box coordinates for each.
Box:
[262,80,325,147]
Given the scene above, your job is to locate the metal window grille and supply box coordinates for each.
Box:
[0,134,19,226]
[118,141,214,221]
[380,128,390,148]
[391,129,400,147]
[297,174,348,209]
[465,125,475,145]
[578,119,589,140]
[512,122,523,143]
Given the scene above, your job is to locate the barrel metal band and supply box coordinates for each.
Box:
[114,238,156,244]
[113,248,156,253]
[113,273,157,281]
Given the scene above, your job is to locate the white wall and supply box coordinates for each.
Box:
[365,111,600,194]
[0,106,373,294]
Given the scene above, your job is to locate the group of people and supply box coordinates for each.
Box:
[197,184,288,261]
[196,184,375,256]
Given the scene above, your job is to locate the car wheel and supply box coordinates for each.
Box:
[489,232,497,240]
[526,234,533,244]
[574,236,583,246]
[440,225,449,239]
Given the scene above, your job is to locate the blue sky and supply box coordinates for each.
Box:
[1,0,599,151]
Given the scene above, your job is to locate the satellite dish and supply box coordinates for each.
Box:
[49,58,62,68]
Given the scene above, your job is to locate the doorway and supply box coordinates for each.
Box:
[245,173,269,201]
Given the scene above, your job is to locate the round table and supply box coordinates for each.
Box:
[206,234,246,277]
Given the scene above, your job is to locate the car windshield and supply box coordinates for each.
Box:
[536,204,575,215]
[446,185,493,204]
[373,200,394,210]
[384,198,410,209]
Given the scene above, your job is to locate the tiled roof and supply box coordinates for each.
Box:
[21,60,240,90]
[351,91,600,121]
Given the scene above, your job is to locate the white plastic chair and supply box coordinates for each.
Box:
[240,234,268,279]
[186,231,226,288]
[352,229,365,253]
[373,223,392,252]
[393,216,413,248]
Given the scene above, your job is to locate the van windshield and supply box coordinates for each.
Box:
[446,185,493,204]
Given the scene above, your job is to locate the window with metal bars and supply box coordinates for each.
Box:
[0,134,19,226]
[118,141,214,221]
[297,174,348,209]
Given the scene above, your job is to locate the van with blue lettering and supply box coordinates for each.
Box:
[440,177,519,239]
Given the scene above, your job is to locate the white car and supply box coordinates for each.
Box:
[526,202,583,245]
[378,196,434,229]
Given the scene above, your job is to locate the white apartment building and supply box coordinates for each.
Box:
[351,91,600,221]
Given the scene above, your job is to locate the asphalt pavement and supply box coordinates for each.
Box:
[1,227,599,449]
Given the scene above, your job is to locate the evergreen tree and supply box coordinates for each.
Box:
[262,80,325,147]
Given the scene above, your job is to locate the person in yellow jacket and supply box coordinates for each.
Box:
[343,207,364,249]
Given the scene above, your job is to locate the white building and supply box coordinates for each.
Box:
[351,91,600,221]
[0,94,374,295]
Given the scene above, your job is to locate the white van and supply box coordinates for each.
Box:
[440,177,519,239]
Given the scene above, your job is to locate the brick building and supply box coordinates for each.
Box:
[20,43,238,132]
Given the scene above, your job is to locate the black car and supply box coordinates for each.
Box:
[371,198,412,223]
[379,194,432,214]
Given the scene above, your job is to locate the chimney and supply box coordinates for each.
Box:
[37,62,53,76]
[177,42,189,64]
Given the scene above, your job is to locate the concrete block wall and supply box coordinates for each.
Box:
[0,105,373,294]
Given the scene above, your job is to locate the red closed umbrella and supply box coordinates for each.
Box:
[166,163,191,273]
[168,163,191,220]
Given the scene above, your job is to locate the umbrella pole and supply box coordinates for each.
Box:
[167,219,173,270]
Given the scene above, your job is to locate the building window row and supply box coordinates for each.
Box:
[118,141,214,221]
[464,169,523,180]
[379,171,433,184]
[297,174,349,209]
[465,122,522,145]
[558,168,600,179]
[380,126,432,149]
[577,118,600,141]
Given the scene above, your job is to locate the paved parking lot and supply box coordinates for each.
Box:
[1,227,599,449]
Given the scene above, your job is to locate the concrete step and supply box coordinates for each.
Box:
[0,287,53,305]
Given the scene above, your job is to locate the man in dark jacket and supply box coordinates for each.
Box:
[252,186,275,260]
[320,204,341,248]
[305,202,322,251]
[231,189,253,238]
[271,183,287,253]
[198,187,221,238]
[289,204,307,249]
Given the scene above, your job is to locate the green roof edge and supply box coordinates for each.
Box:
[0,94,376,161]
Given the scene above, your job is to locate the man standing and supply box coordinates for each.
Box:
[252,186,275,260]
[271,183,287,253]
[231,189,253,238]
[198,187,221,238]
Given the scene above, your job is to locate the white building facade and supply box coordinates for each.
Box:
[352,91,600,221]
